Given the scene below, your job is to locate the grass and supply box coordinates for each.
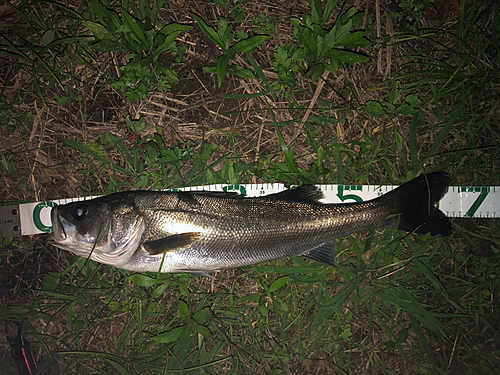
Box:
[1,0,500,374]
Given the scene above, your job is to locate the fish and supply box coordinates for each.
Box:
[47,172,451,276]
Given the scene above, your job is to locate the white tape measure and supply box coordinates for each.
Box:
[0,183,498,237]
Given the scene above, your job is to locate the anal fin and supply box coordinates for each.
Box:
[300,242,337,267]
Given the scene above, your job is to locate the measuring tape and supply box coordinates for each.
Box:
[0,183,498,237]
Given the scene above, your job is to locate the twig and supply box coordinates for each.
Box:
[292,70,329,142]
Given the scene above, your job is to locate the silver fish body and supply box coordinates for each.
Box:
[48,173,451,275]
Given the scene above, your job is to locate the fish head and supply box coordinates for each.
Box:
[48,196,145,266]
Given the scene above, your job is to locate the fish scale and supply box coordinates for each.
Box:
[47,173,451,276]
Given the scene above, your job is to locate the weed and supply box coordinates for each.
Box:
[0,95,34,135]
[0,0,94,104]
[287,0,371,83]
[390,0,435,32]
[392,0,500,108]
[192,13,270,87]
[215,0,249,23]
[252,13,277,35]
[363,81,423,117]
[84,0,192,102]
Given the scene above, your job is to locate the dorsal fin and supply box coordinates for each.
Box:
[190,191,241,198]
[266,185,323,202]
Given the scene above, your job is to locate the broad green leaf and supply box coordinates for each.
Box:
[216,54,229,87]
[284,145,299,173]
[93,39,119,52]
[203,66,217,73]
[42,273,60,291]
[334,19,352,46]
[151,0,168,25]
[351,11,365,27]
[388,83,402,104]
[322,27,338,56]
[396,102,419,115]
[129,274,156,287]
[153,38,174,58]
[83,21,115,40]
[309,0,323,25]
[394,128,403,153]
[42,30,55,45]
[178,300,190,319]
[192,308,209,323]
[88,0,121,31]
[153,326,184,343]
[323,0,339,26]
[267,276,289,294]
[154,24,192,58]
[310,63,325,83]
[191,13,223,47]
[195,324,212,338]
[122,11,149,50]
[340,7,357,23]
[324,48,368,63]
[105,359,131,375]
[232,35,270,53]
[336,31,371,47]
[229,65,255,79]
[224,48,236,60]
[395,328,409,344]
[217,17,232,50]
[405,94,423,107]
[290,17,302,29]
[223,24,233,51]
[315,35,324,58]
[160,23,193,36]
[363,101,384,117]
[300,26,317,58]
[152,283,168,298]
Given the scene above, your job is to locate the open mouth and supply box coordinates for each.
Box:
[50,207,77,243]
[50,207,65,241]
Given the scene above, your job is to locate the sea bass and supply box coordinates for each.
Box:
[48,172,451,276]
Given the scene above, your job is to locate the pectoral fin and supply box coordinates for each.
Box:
[143,232,201,255]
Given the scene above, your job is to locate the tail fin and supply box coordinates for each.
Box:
[381,172,451,236]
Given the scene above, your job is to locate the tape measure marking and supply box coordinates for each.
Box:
[3,184,498,237]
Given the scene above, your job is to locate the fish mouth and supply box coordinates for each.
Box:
[48,207,83,254]
[50,207,74,242]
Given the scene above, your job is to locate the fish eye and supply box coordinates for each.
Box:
[72,204,89,221]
